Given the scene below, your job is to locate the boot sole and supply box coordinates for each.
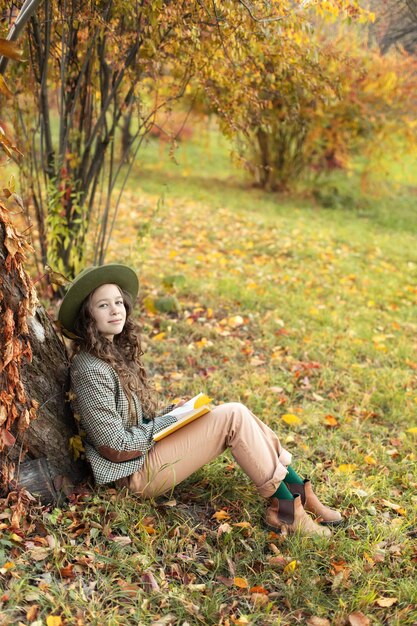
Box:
[264,521,331,537]
[319,518,344,527]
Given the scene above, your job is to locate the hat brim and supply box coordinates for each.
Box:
[58,264,139,336]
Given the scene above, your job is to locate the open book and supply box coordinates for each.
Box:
[153,393,212,442]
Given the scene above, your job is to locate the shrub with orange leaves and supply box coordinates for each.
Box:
[199,13,417,190]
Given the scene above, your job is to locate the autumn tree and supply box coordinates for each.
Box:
[195,8,417,190]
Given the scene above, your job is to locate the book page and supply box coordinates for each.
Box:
[165,392,208,419]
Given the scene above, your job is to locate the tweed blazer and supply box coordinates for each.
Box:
[71,351,177,485]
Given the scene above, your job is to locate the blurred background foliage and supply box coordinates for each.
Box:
[1,0,417,278]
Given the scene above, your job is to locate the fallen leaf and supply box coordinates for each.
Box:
[233,577,249,588]
[281,413,302,426]
[46,617,63,626]
[250,356,265,367]
[26,605,39,621]
[233,521,252,528]
[307,618,331,626]
[348,613,370,626]
[283,559,297,574]
[112,536,132,545]
[364,455,377,465]
[336,463,357,473]
[226,315,244,328]
[324,414,338,427]
[117,579,142,597]
[212,510,231,521]
[150,613,176,626]
[250,592,269,607]
[217,522,232,536]
[381,499,405,513]
[406,426,417,434]
[28,547,50,561]
[249,585,269,594]
[217,575,234,587]
[0,562,15,574]
[59,565,75,579]
[141,570,160,592]
[230,616,250,625]
[268,555,288,567]
[152,331,166,341]
[375,596,397,607]
[312,392,325,402]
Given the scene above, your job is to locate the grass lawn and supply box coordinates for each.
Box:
[1,129,417,626]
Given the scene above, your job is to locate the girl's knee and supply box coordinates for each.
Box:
[226,401,250,415]
[212,402,250,422]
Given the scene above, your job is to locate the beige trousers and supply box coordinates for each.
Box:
[117,402,292,499]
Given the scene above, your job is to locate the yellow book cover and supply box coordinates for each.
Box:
[153,393,212,442]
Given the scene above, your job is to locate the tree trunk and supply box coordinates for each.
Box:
[0,206,87,502]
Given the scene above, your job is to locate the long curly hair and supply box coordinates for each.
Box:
[71,286,158,422]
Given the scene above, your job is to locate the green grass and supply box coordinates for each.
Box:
[1,128,417,625]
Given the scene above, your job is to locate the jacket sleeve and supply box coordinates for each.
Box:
[72,365,177,463]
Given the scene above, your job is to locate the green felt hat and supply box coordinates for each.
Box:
[58,263,139,336]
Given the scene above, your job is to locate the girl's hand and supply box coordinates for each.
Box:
[173,398,189,408]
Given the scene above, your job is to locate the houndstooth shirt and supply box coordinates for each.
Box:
[71,351,177,485]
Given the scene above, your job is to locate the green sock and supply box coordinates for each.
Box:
[285,465,304,485]
[273,482,294,500]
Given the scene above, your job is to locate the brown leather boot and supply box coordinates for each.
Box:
[265,494,331,537]
[286,479,343,526]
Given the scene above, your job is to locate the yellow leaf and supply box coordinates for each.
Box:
[212,510,230,521]
[381,499,405,514]
[0,74,13,97]
[375,597,397,607]
[152,332,166,341]
[0,39,24,60]
[10,533,22,543]
[233,521,252,528]
[46,617,63,626]
[283,559,297,574]
[336,464,357,473]
[143,295,157,314]
[364,455,376,465]
[69,435,84,461]
[281,413,302,426]
[226,315,244,328]
[233,577,249,588]
[194,394,212,408]
[406,426,417,434]
[0,562,15,574]
[231,616,250,626]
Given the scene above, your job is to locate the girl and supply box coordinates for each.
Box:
[58,263,342,537]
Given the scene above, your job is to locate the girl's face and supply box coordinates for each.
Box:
[89,283,127,341]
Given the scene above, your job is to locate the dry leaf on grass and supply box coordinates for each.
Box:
[306,618,331,626]
[375,597,397,607]
[233,577,249,588]
[281,413,302,425]
[348,612,370,626]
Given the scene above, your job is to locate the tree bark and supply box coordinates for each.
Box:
[0,208,87,501]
